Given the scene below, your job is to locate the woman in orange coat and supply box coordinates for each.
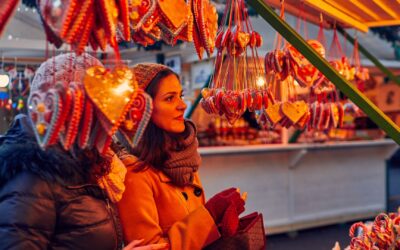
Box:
[117,63,246,250]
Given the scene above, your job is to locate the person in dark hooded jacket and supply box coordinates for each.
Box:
[0,114,123,249]
[0,53,169,250]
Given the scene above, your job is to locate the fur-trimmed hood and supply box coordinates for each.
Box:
[0,114,90,187]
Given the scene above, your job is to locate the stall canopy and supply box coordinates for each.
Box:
[265,0,400,33]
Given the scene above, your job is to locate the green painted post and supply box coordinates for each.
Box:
[337,26,400,87]
[247,0,400,145]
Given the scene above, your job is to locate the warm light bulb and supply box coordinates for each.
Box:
[0,74,10,88]
[256,76,265,87]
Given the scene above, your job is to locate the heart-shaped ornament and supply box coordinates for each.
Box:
[119,90,153,148]
[208,97,219,114]
[200,98,211,114]
[295,111,310,130]
[237,31,250,49]
[265,103,282,125]
[337,103,344,128]
[318,103,330,130]
[59,83,84,150]
[28,87,65,148]
[39,0,79,39]
[201,87,210,99]
[77,97,94,149]
[329,103,339,128]
[225,112,241,125]
[129,0,157,31]
[221,92,239,114]
[84,65,138,136]
[0,0,19,37]
[281,101,308,124]
[158,0,189,29]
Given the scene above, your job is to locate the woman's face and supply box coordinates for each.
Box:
[151,74,187,133]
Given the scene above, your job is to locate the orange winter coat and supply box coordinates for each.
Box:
[117,154,220,250]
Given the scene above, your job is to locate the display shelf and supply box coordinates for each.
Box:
[199,139,397,155]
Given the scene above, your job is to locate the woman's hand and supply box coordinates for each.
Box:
[123,239,169,250]
[205,187,246,237]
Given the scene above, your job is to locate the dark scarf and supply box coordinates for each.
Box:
[162,120,201,186]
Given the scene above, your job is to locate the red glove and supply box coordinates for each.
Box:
[220,202,239,237]
[205,188,245,227]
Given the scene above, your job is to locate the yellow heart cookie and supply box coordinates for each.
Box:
[281,101,308,124]
[265,103,282,124]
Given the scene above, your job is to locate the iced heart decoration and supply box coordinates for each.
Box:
[158,0,189,29]
[119,89,153,148]
[59,83,85,150]
[77,97,94,149]
[192,0,218,58]
[281,101,308,124]
[129,0,157,31]
[265,103,282,125]
[84,65,138,136]
[39,0,78,38]
[28,86,65,148]
[0,0,20,37]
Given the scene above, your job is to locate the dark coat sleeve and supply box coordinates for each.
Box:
[0,171,56,250]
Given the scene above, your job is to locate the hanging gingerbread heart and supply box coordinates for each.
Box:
[295,111,310,130]
[116,0,130,41]
[265,103,282,125]
[194,0,218,57]
[98,0,118,44]
[64,0,94,43]
[119,90,153,148]
[28,87,65,148]
[192,18,205,60]
[59,83,84,150]
[129,0,157,31]
[175,9,193,42]
[83,65,138,137]
[77,96,94,149]
[0,0,20,37]
[281,101,308,124]
[158,0,189,31]
[39,0,80,39]
[73,11,95,55]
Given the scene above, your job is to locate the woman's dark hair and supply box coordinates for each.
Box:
[77,146,112,181]
[128,68,190,171]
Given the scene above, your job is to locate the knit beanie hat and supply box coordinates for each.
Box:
[31,53,102,92]
[131,63,170,90]
[115,63,172,149]
[28,53,104,150]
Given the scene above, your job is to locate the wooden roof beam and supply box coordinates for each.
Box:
[348,0,381,21]
[304,0,369,32]
[366,19,400,27]
[323,0,365,22]
[372,0,399,19]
